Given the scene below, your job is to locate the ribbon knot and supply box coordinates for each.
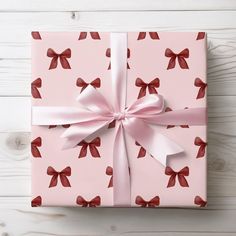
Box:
[77,137,101,158]
[47,48,71,70]
[113,111,126,121]
[47,166,71,188]
[165,48,189,70]
[165,166,189,188]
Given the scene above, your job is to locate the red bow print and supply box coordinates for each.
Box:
[135,196,160,207]
[76,78,101,93]
[196,32,205,40]
[194,78,207,99]
[31,137,42,158]
[165,107,189,129]
[194,137,207,158]
[47,166,71,188]
[77,137,101,158]
[194,196,207,207]
[31,196,42,207]
[137,32,160,40]
[49,124,70,129]
[31,78,42,99]
[135,141,146,158]
[78,32,101,40]
[47,48,71,70]
[165,166,189,188]
[106,48,130,70]
[106,166,113,188]
[165,48,189,70]
[31,31,42,40]
[135,78,160,99]
[76,196,101,207]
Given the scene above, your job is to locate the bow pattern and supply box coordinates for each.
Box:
[106,48,130,70]
[165,166,189,188]
[31,137,42,158]
[194,196,207,207]
[196,32,206,40]
[135,78,160,99]
[31,78,42,99]
[135,196,160,207]
[165,48,189,70]
[47,48,71,70]
[194,78,207,99]
[76,78,101,93]
[49,124,70,129]
[77,137,101,158]
[47,166,71,188]
[31,31,42,40]
[31,196,42,207]
[194,137,207,158]
[78,32,101,40]
[137,32,160,40]
[135,141,146,158]
[76,196,101,207]
[106,166,113,188]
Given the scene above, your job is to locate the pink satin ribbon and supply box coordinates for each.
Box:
[32,33,207,206]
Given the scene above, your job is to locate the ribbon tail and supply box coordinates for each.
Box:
[113,124,131,206]
[123,118,184,166]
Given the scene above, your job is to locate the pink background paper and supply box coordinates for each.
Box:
[31,32,207,207]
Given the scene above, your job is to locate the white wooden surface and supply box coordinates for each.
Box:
[1,1,236,235]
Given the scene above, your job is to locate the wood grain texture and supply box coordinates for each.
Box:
[0,1,236,235]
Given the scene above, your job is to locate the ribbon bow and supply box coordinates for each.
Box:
[135,196,160,207]
[194,196,207,207]
[137,32,160,40]
[33,33,206,206]
[31,196,42,207]
[135,78,160,99]
[77,137,101,158]
[31,78,42,99]
[194,137,207,158]
[106,166,113,188]
[78,32,101,40]
[76,78,101,93]
[47,48,71,70]
[165,48,189,70]
[47,166,71,188]
[76,196,101,207]
[31,137,42,158]
[194,78,207,99]
[165,166,189,188]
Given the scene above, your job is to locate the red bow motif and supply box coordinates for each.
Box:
[31,31,42,40]
[49,124,70,129]
[135,196,160,207]
[135,78,160,99]
[137,32,160,40]
[76,196,101,207]
[47,166,71,188]
[47,48,71,70]
[165,166,189,188]
[31,196,42,207]
[165,107,189,129]
[194,137,207,158]
[31,137,42,158]
[194,196,207,207]
[76,78,101,93]
[77,137,101,158]
[78,32,101,40]
[106,48,130,70]
[135,141,146,158]
[165,48,189,70]
[196,32,205,40]
[106,166,113,188]
[31,78,42,99]
[194,78,207,99]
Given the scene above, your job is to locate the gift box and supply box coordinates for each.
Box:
[31,32,207,207]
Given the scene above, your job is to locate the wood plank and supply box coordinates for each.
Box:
[0,0,236,11]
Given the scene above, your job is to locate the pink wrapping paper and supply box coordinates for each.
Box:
[31,32,207,207]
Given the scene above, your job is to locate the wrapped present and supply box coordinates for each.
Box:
[31,32,207,207]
